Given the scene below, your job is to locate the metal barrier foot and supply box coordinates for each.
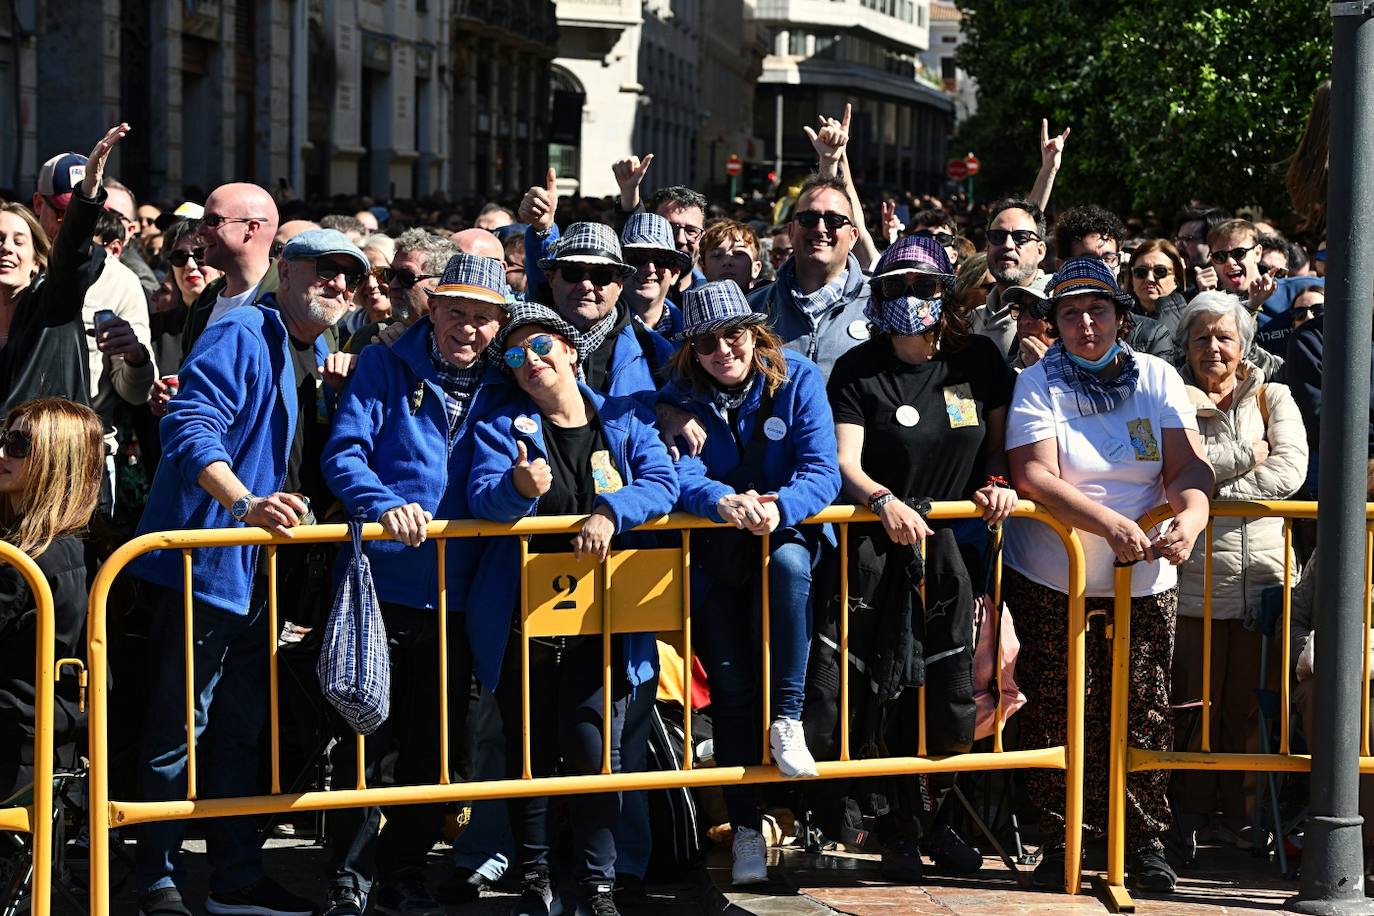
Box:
[1090,874,1136,913]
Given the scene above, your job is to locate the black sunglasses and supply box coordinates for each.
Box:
[0,428,31,459]
[1294,305,1325,320]
[552,264,621,286]
[690,326,750,355]
[1132,265,1171,281]
[794,210,853,231]
[168,246,207,268]
[202,213,269,229]
[876,273,944,301]
[625,251,676,270]
[378,267,442,290]
[311,261,367,292]
[1008,301,1050,321]
[986,228,1042,247]
[914,230,955,247]
[1208,244,1259,265]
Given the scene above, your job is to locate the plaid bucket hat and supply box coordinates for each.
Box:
[621,212,691,272]
[676,280,768,341]
[429,252,511,307]
[538,222,636,279]
[1048,256,1133,309]
[495,301,585,357]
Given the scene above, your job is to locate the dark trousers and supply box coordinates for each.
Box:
[326,605,473,893]
[496,632,629,884]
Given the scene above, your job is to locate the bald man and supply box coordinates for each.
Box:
[452,227,504,260]
[275,219,319,253]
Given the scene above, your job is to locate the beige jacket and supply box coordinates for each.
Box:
[1176,361,1308,621]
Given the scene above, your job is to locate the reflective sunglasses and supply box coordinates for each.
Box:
[552,264,620,286]
[985,228,1042,247]
[690,326,749,355]
[0,428,31,459]
[1132,265,1171,281]
[1208,243,1259,265]
[168,246,207,268]
[504,333,560,369]
[914,230,955,247]
[876,273,944,301]
[794,210,853,231]
[378,267,442,290]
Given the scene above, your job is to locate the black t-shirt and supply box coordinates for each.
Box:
[283,335,328,506]
[827,334,1015,501]
[530,418,610,553]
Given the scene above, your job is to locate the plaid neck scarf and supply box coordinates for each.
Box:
[576,306,620,370]
[428,332,484,437]
[781,258,849,327]
[1040,338,1140,418]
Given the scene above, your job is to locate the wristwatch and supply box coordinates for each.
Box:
[230,493,256,522]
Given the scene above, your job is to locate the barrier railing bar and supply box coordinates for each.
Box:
[182,549,197,801]
[601,550,613,776]
[1281,519,1292,756]
[1202,520,1214,753]
[681,531,693,771]
[839,523,850,762]
[520,535,532,780]
[760,532,772,766]
[437,545,450,786]
[267,545,281,795]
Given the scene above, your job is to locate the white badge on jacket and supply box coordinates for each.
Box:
[847,319,868,340]
[764,417,788,441]
[514,415,538,435]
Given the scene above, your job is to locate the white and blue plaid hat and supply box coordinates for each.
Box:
[496,301,584,356]
[676,280,769,340]
[429,252,511,307]
[538,222,636,279]
[621,212,691,272]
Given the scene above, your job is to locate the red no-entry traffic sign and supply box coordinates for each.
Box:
[726,154,743,177]
[947,159,968,181]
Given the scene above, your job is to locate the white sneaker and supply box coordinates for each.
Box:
[732,825,769,885]
[769,717,818,778]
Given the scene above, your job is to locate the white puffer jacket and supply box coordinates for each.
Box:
[1176,361,1309,621]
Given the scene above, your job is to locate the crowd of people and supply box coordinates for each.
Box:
[0,96,1347,916]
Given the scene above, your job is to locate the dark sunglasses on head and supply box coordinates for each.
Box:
[1132,265,1171,281]
[690,326,750,355]
[914,230,955,247]
[986,228,1042,247]
[379,267,442,290]
[1208,244,1259,265]
[168,246,207,267]
[794,210,853,231]
[552,264,620,286]
[503,333,560,369]
[876,273,944,301]
[0,428,31,459]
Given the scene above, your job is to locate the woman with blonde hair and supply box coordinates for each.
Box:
[0,397,104,797]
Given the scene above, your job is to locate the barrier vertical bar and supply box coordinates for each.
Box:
[27,547,54,916]
[88,560,111,916]
[681,530,693,770]
[761,532,772,765]
[438,542,450,785]
[1105,567,1132,890]
[840,522,851,762]
[355,734,367,790]
[267,545,281,794]
[917,539,927,759]
[602,550,613,776]
[1282,520,1292,756]
[992,525,1005,753]
[520,536,533,780]
[182,549,197,800]
[1201,521,1214,753]
[1063,525,1086,896]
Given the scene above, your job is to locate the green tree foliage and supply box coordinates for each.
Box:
[954,0,1330,218]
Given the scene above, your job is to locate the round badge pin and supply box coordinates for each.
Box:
[764,417,788,441]
[848,319,868,340]
[895,405,920,427]
[513,415,538,435]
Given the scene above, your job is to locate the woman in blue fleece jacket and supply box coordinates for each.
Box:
[660,280,840,886]
[467,302,677,916]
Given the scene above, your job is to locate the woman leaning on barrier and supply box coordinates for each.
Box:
[1171,291,1307,854]
[1003,256,1214,894]
[824,235,1017,881]
[0,398,103,798]
[659,279,840,886]
[467,301,678,916]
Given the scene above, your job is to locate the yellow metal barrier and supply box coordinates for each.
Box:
[0,541,66,916]
[1103,500,1361,912]
[84,502,1089,913]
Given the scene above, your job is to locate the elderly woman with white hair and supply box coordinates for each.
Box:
[1171,290,1308,853]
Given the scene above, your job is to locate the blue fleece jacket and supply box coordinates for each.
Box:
[661,353,840,538]
[747,253,871,380]
[466,383,679,690]
[133,299,329,614]
[322,318,516,610]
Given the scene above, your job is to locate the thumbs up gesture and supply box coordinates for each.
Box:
[512,440,552,499]
[519,167,560,234]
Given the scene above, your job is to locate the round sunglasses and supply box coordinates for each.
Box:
[168,246,206,267]
[1131,265,1172,281]
[503,333,562,369]
[0,428,32,459]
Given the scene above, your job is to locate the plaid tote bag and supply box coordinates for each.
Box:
[317,520,391,734]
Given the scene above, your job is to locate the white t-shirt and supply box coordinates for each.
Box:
[1003,352,1197,597]
[208,284,259,325]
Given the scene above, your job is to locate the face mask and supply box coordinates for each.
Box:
[1065,340,1121,371]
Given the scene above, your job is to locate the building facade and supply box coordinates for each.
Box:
[5,0,556,206]
[749,0,955,194]
[923,1,975,124]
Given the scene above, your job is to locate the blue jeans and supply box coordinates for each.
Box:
[135,583,270,896]
[695,526,822,830]
[614,667,659,880]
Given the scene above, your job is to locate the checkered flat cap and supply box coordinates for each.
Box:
[676,280,768,340]
[538,222,636,278]
[430,252,511,306]
[621,212,691,272]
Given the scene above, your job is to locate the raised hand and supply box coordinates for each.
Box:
[804,102,852,165]
[880,200,904,243]
[612,154,654,211]
[1040,118,1070,173]
[519,168,559,233]
[511,440,552,499]
[81,123,131,199]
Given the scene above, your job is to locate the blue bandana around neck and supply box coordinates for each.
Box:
[1065,340,1121,371]
[1040,338,1140,418]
